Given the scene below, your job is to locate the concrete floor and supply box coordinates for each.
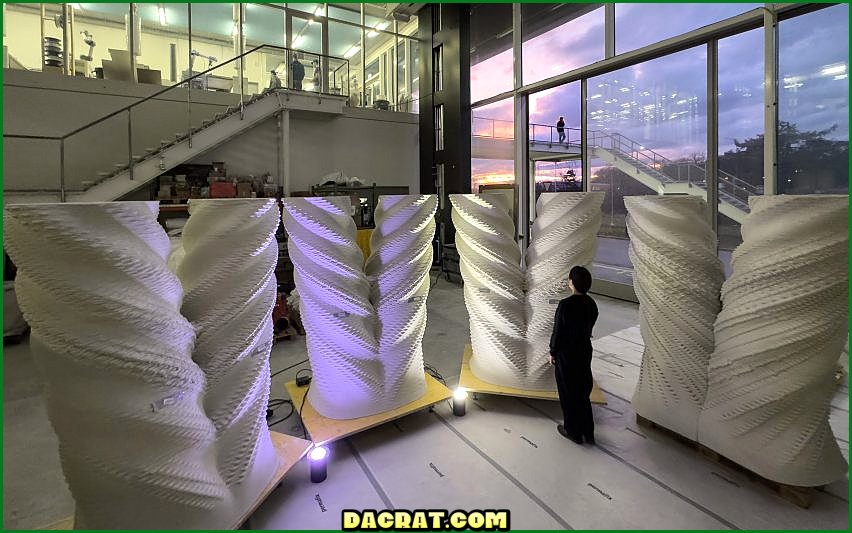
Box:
[3,279,848,529]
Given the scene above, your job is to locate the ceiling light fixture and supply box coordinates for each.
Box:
[343,44,360,59]
[158,6,167,26]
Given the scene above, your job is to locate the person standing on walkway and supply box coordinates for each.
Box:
[550,266,598,445]
[556,116,566,143]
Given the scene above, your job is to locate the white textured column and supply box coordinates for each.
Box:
[365,195,437,408]
[525,192,604,390]
[3,202,226,529]
[176,199,280,502]
[625,196,724,439]
[699,195,849,486]
[281,197,380,419]
[450,194,526,388]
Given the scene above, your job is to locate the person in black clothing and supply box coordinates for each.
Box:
[291,54,305,90]
[556,116,566,143]
[549,265,599,445]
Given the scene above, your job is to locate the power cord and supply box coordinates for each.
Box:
[298,381,311,440]
[267,397,295,427]
[271,358,310,379]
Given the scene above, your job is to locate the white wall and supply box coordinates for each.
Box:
[190,107,420,193]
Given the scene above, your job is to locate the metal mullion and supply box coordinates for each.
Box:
[707,39,719,236]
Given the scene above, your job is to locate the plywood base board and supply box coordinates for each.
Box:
[459,344,607,405]
[36,432,311,530]
[285,373,452,445]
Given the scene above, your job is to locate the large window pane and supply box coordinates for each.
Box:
[778,4,849,195]
[587,47,707,285]
[521,4,604,85]
[188,3,239,90]
[615,3,761,55]
[529,82,583,198]
[471,98,515,193]
[329,20,361,106]
[470,3,513,103]
[136,3,190,85]
[717,28,764,264]
[245,3,285,93]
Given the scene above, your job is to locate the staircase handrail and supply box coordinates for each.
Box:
[5,44,347,143]
[5,44,349,201]
[588,129,761,198]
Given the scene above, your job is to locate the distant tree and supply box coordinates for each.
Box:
[719,122,848,193]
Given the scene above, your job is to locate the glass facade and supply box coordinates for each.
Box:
[778,4,849,196]
[2,3,418,113]
[468,3,849,297]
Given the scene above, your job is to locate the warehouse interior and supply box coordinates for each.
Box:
[2,2,850,530]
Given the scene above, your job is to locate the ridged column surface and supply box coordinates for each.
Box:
[525,192,604,390]
[177,198,280,486]
[450,194,526,387]
[282,197,380,419]
[365,195,436,408]
[3,202,226,528]
[625,196,724,439]
[698,195,849,486]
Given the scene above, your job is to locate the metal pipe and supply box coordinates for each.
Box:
[581,78,589,191]
[763,5,778,195]
[187,4,192,148]
[706,39,719,234]
[59,139,66,202]
[128,109,134,180]
[239,3,245,118]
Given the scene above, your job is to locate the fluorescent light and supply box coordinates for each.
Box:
[343,45,360,58]
[314,5,325,17]
[158,6,167,26]
[367,30,378,38]
[376,21,389,30]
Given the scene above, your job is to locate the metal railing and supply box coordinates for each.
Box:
[4,44,349,200]
[471,117,582,146]
[587,129,761,205]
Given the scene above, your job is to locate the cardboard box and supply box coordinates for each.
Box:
[236,182,253,198]
[210,182,236,198]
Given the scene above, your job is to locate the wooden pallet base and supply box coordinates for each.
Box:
[284,373,452,445]
[459,344,607,404]
[37,432,312,530]
[635,414,819,509]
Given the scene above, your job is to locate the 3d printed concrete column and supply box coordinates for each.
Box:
[365,195,437,408]
[177,199,280,496]
[699,195,849,486]
[3,202,227,529]
[625,196,724,440]
[282,197,381,419]
[450,194,526,387]
[525,192,604,390]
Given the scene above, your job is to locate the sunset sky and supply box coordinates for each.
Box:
[468,3,849,192]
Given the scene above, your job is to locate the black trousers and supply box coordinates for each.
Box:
[554,359,594,439]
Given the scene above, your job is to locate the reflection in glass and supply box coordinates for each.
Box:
[470,3,513,103]
[471,98,515,193]
[521,4,604,86]
[587,47,707,285]
[778,4,849,195]
[615,3,761,54]
[717,28,764,261]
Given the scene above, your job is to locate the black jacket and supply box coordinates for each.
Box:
[549,293,598,361]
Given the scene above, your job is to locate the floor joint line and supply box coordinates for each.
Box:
[431,410,574,530]
[515,398,740,530]
[344,438,395,510]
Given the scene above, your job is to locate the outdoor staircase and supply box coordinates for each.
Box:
[589,131,760,223]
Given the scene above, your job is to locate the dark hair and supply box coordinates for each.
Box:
[569,266,592,294]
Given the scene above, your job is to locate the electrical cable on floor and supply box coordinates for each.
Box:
[298,381,311,440]
[268,401,295,427]
[270,358,309,379]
